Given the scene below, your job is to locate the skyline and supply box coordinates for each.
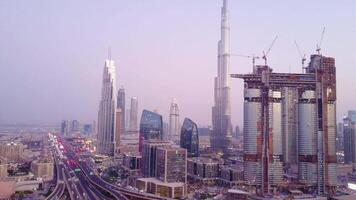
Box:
[1,1,356,127]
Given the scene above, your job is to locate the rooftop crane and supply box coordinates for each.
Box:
[262,36,278,65]
[231,54,260,68]
[294,40,307,72]
[316,27,325,55]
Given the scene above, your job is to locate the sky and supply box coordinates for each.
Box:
[1,0,356,127]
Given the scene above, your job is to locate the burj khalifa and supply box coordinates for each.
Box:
[211,0,232,153]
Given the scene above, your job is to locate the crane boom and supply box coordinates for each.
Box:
[262,36,278,65]
[316,27,325,54]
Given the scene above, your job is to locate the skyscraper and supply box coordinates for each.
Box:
[180,118,199,157]
[61,120,70,137]
[232,54,337,195]
[139,110,163,153]
[115,108,122,153]
[117,87,126,133]
[169,98,180,139]
[97,59,117,156]
[211,0,232,153]
[343,116,355,164]
[129,97,138,131]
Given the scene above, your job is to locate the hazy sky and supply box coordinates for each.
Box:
[1,0,356,127]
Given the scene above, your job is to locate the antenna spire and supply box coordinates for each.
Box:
[108,46,112,60]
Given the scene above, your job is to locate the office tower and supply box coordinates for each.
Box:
[83,124,93,135]
[169,98,180,139]
[211,0,232,153]
[115,108,122,151]
[232,54,337,195]
[71,120,79,132]
[141,140,170,177]
[139,110,163,152]
[234,125,241,138]
[180,118,199,157]
[281,87,298,164]
[163,122,169,140]
[97,59,117,156]
[129,97,138,131]
[336,122,344,152]
[61,120,70,136]
[156,146,187,183]
[125,109,130,130]
[348,110,356,122]
[117,87,126,133]
[343,117,355,164]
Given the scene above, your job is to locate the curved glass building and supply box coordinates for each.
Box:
[180,118,199,157]
[139,110,163,152]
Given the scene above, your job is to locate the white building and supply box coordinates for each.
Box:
[97,59,117,156]
[168,98,180,139]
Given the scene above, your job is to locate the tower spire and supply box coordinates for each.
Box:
[108,46,112,60]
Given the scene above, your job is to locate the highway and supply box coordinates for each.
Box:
[51,136,168,200]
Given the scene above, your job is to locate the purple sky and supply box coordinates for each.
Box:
[1,0,356,127]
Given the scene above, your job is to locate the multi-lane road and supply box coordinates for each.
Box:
[47,135,168,200]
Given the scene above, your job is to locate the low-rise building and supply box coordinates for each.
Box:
[136,178,186,199]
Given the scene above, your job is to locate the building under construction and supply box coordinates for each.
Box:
[232,54,337,196]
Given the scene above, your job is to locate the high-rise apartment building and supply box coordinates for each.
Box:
[211,0,232,153]
[139,110,163,152]
[0,142,25,162]
[97,59,117,156]
[141,140,170,178]
[169,98,180,139]
[117,87,126,133]
[232,54,337,195]
[180,118,199,157]
[129,97,138,131]
[156,146,187,183]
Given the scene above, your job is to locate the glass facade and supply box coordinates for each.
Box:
[139,110,163,152]
[180,118,199,157]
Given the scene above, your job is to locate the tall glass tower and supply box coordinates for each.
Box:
[211,0,232,153]
[117,87,125,132]
[169,98,180,139]
[97,59,116,156]
[180,118,199,157]
[139,110,163,152]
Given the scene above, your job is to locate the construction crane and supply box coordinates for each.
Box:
[262,36,278,65]
[231,54,260,68]
[294,40,306,72]
[316,27,325,55]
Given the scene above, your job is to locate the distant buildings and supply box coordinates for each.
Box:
[117,88,126,133]
[129,97,138,131]
[139,110,163,153]
[61,120,70,137]
[71,120,79,132]
[343,116,355,164]
[180,118,199,157]
[168,98,180,139]
[348,110,356,122]
[97,59,117,156]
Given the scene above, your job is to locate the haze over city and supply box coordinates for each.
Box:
[1,0,356,127]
